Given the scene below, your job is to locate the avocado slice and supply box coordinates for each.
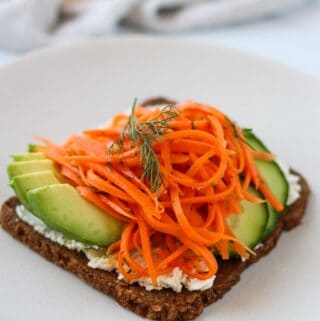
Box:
[10,170,60,207]
[7,160,55,179]
[12,153,45,161]
[27,184,123,247]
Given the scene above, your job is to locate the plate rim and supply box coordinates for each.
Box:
[1,36,320,87]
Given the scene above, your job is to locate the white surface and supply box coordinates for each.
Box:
[0,0,308,51]
[0,1,320,78]
[180,0,320,79]
[0,38,319,321]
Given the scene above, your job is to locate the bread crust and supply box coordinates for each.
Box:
[0,173,309,321]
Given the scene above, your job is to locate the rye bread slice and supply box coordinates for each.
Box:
[0,173,309,321]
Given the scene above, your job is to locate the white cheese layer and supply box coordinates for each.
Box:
[277,160,301,206]
[15,205,215,293]
[16,205,99,251]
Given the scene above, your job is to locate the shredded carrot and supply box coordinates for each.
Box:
[259,181,284,212]
[107,240,121,254]
[39,100,282,284]
[76,186,128,221]
[137,214,157,284]
[252,150,275,161]
[217,240,230,260]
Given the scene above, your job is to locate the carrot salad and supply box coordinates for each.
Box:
[38,100,283,284]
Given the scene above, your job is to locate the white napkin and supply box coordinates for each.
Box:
[0,0,309,51]
[128,0,309,31]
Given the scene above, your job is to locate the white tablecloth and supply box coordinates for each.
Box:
[0,0,319,79]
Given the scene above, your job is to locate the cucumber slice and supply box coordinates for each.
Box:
[227,185,269,249]
[243,129,289,239]
[28,144,43,152]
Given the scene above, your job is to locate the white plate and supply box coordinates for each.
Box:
[0,38,319,321]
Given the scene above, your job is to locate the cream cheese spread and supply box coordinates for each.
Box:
[276,159,301,206]
[15,205,215,292]
[16,205,99,251]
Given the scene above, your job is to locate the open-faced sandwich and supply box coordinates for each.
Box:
[1,98,310,321]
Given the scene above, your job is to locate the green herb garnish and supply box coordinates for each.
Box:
[111,98,178,192]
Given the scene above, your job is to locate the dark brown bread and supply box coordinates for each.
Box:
[141,97,176,107]
[0,173,309,321]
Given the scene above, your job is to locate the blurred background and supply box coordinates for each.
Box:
[0,0,319,78]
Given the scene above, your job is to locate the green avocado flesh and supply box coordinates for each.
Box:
[12,153,45,161]
[10,171,60,207]
[243,130,289,239]
[7,152,123,247]
[227,185,269,249]
[27,184,123,247]
[7,160,55,179]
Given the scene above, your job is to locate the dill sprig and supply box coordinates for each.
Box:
[111,98,178,192]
